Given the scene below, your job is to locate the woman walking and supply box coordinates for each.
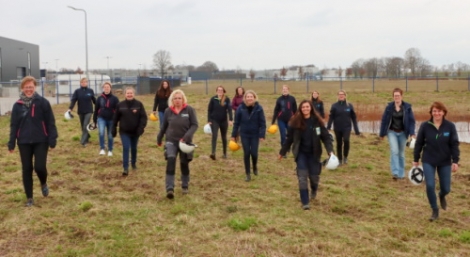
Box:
[152,80,172,128]
[413,101,459,221]
[157,89,198,199]
[93,81,119,156]
[379,88,416,180]
[207,85,233,160]
[311,90,325,119]
[279,100,333,210]
[8,76,58,207]
[231,90,266,182]
[271,85,297,154]
[232,86,245,112]
[68,77,96,147]
[112,87,147,176]
[326,90,360,165]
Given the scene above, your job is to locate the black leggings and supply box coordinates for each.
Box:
[18,143,49,198]
[334,130,351,161]
[210,120,228,155]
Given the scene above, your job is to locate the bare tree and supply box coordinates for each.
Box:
[404,48,422,76]
[351,59,365,78]
[153,50,172,77]
[249,69,255,82]
[197,61,219,73]
[384,57,404,77]
[280,67,287,79]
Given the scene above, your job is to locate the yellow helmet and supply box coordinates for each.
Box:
[149,113,158,122]
[267,124,278,134]
[228,140,241,151]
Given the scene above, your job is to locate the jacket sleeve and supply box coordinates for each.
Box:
[450,122,460,164]
[320,125,333,154]
[183,107,199,143]
[231,108,241,138]
[112,103,121,136]
[227,97,233,121]
[8,104,20,151]
[207,98,213,123]
[271,99,279,125]
[319,102,325,119]
[291,97,297,115]
[44,99,58,148]
[90,89,96,105]
[279,126,295,156]
[152,95,158,112]
[258,106,267,139]
[327,105,335,130]
[350,104,360,134]
[408,105,416,137]
[138,102,148,136]
[413,123,426,162]
[157,109,169,144]
[379,105,389,137]
[68,89,78,110]
[93,96,101,124]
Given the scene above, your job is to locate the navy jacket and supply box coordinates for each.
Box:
[327,101,360,134]
[311,98,325,118]
[207,95,233,123]
[413,119,460,166]
[232,102,266,139]
[93,92,119,123]
[272,95,297,124]
[8,96,58,150]
[69,87,96,114]
[379,101,416,138]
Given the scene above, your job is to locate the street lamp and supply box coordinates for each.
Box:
[105,56,112,82]
[67,6,89,79]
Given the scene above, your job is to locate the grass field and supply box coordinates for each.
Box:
[0,86,469,257]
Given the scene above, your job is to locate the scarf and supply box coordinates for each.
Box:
[19,92,37,108]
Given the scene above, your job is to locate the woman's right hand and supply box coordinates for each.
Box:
[230,137,236,142]
[412,162,419,167]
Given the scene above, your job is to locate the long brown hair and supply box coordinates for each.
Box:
[156,80,172,98]
[216,85,227,106]
[235,86,245,97]
[311,90,322,103]
[289,100,325,130]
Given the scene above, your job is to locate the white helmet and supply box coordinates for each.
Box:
[326,154,340,170]
[64,111,74,120]
[179,141,197,154]
[408,166,424,185]
[203,123,212,134]
[86,123,97,132]
[409,138,416,149]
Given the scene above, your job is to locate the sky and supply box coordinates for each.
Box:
[1,0,469,72]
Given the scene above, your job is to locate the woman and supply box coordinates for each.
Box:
[379,88,416,180]
[68,77,96,147]
[311,90,325,119]
[326,90,360,165]
[231,90,266,182]
[152,80,172,128]
[232,86,245,112]
[93,81,119,156]
[112,87,147,176]
[8,76,58,207]
[279,100,333,210]
[413,101,459,221]
[157,89,198,199]
[272,85,297,154]
[207,86,233,160]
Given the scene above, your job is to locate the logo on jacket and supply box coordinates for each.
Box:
[346,108,350,112]
[181,114,189,118]
[443,132,450,137]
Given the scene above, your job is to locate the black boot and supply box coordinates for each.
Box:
[439,194,447,210]
[429,208,439,221]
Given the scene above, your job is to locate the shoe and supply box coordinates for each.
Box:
[282,155,287,159]
[41,184,49,197]
[439,194,447,210]
[107,151,113,157]
[222,154,227,159]
[82,143,87,148]
[302,204,310,210]
[122,169,129,176]
[392,175,398,181]
[166,189,174,199]
[210,154,216,160]
[253,169,258,176]
[26,198,34,207]
[245,174,251,182]
[132,164,137,170]
[182,188,189,195]
[99,149,106,155]
[344,158,348,164]
[429,209,439,221]
[311,191,317,200]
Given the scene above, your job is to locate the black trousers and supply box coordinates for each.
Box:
[210,120,228,155]
[334,130,351,161]
[18,143,49,198]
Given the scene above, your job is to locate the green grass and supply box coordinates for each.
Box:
[0,89,469,256]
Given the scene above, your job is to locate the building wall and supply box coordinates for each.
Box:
[0,36,40,82]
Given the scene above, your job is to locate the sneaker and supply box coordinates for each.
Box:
[311,191,317,200]
[344,158,348,164]
[439,194,447,210]
[302,204,310,210]
[392,175,398,181]
[26,198,34,207]
[99,149,106,155]
[107,151,113,157]
[210,154,216,160]
[41,184,49,197]
[222,154,227,159]
[166,189,174,199]
[245,174,251,182]
[122,169,129,176]
[182,188,189,195]
[282,155,287,159]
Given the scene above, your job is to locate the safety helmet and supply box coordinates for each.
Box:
[408,166,424,185]
[329,132,335,142]
[179,141,197,154]
[409,138,416,149]
[326,154,340,170]
[228,140,241,151]
[203,124,212,134]
[149,113,158,122]
[267,124,278,134]
[64,111,74,120]
[86,122,97,132]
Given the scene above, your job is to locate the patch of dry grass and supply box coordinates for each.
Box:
[0,89,469,256]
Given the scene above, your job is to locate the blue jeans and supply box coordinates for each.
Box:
[158,111,165,128]
[387,130,407,178]
[97,117,114,151]
[120,133,139,170]
[278,120,288,148]
[240,135,259,175]
[423,162,451,210]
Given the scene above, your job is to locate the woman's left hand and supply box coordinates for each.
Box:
[259,138,265,142]
[452,163,459,172]
[229,121,233,126]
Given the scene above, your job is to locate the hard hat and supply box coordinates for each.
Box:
[149,113,158,122]
[409,138,416,149]
[329,131,335,142]
[64,111,74,120]
[408,166,424,185]
[267,124,278,134]
[179,141,197,154]
[203,123,212,134]
[86,122,97,132]
[326,154,340,170]
[229,140,241,151]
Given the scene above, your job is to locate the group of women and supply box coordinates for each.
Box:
[7,76,461,221]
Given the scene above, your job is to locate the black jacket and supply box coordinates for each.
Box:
[413,119,460,166]
[311,98,325,118]
[93,92,119,123]
[153,94,170,112]
[69,87,96,114]
[112,99,147,136]
[327,101,360,134]
[8,96,58,150]
[272,95,297,124]
[207,95,233,123]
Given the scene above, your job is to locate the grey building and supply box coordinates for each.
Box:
[0,36,40,82]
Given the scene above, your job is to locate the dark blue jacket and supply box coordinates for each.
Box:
[232,102,266,138]
[272,95,297,124]
[326,101,360,134]
[207,95,233,123]
[93,92,119,123]
[413,119,460,166]
[311,98,325,118]
[379,101,416,138]
[69,87,96,114]
[8,96,58,150]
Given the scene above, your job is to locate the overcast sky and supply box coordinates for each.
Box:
[1,0,469,71]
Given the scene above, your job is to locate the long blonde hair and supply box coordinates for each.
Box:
[216,85,226,106]
[243,90,258,106]
[168,89,188,108]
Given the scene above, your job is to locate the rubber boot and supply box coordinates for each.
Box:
[429,208,439,222]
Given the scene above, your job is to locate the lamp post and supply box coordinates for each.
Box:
[67,6,89,79]
[105,56,112,82]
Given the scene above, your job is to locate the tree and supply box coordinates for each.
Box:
[280,67,287,79]
[153,50,172,77]
[75,67,84,74]
[337,66,343,78]
[404,48,422,76]
[298,66,304,80]
[197,61,219,73]
[249,69,255,82]
[384,57,404,77]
